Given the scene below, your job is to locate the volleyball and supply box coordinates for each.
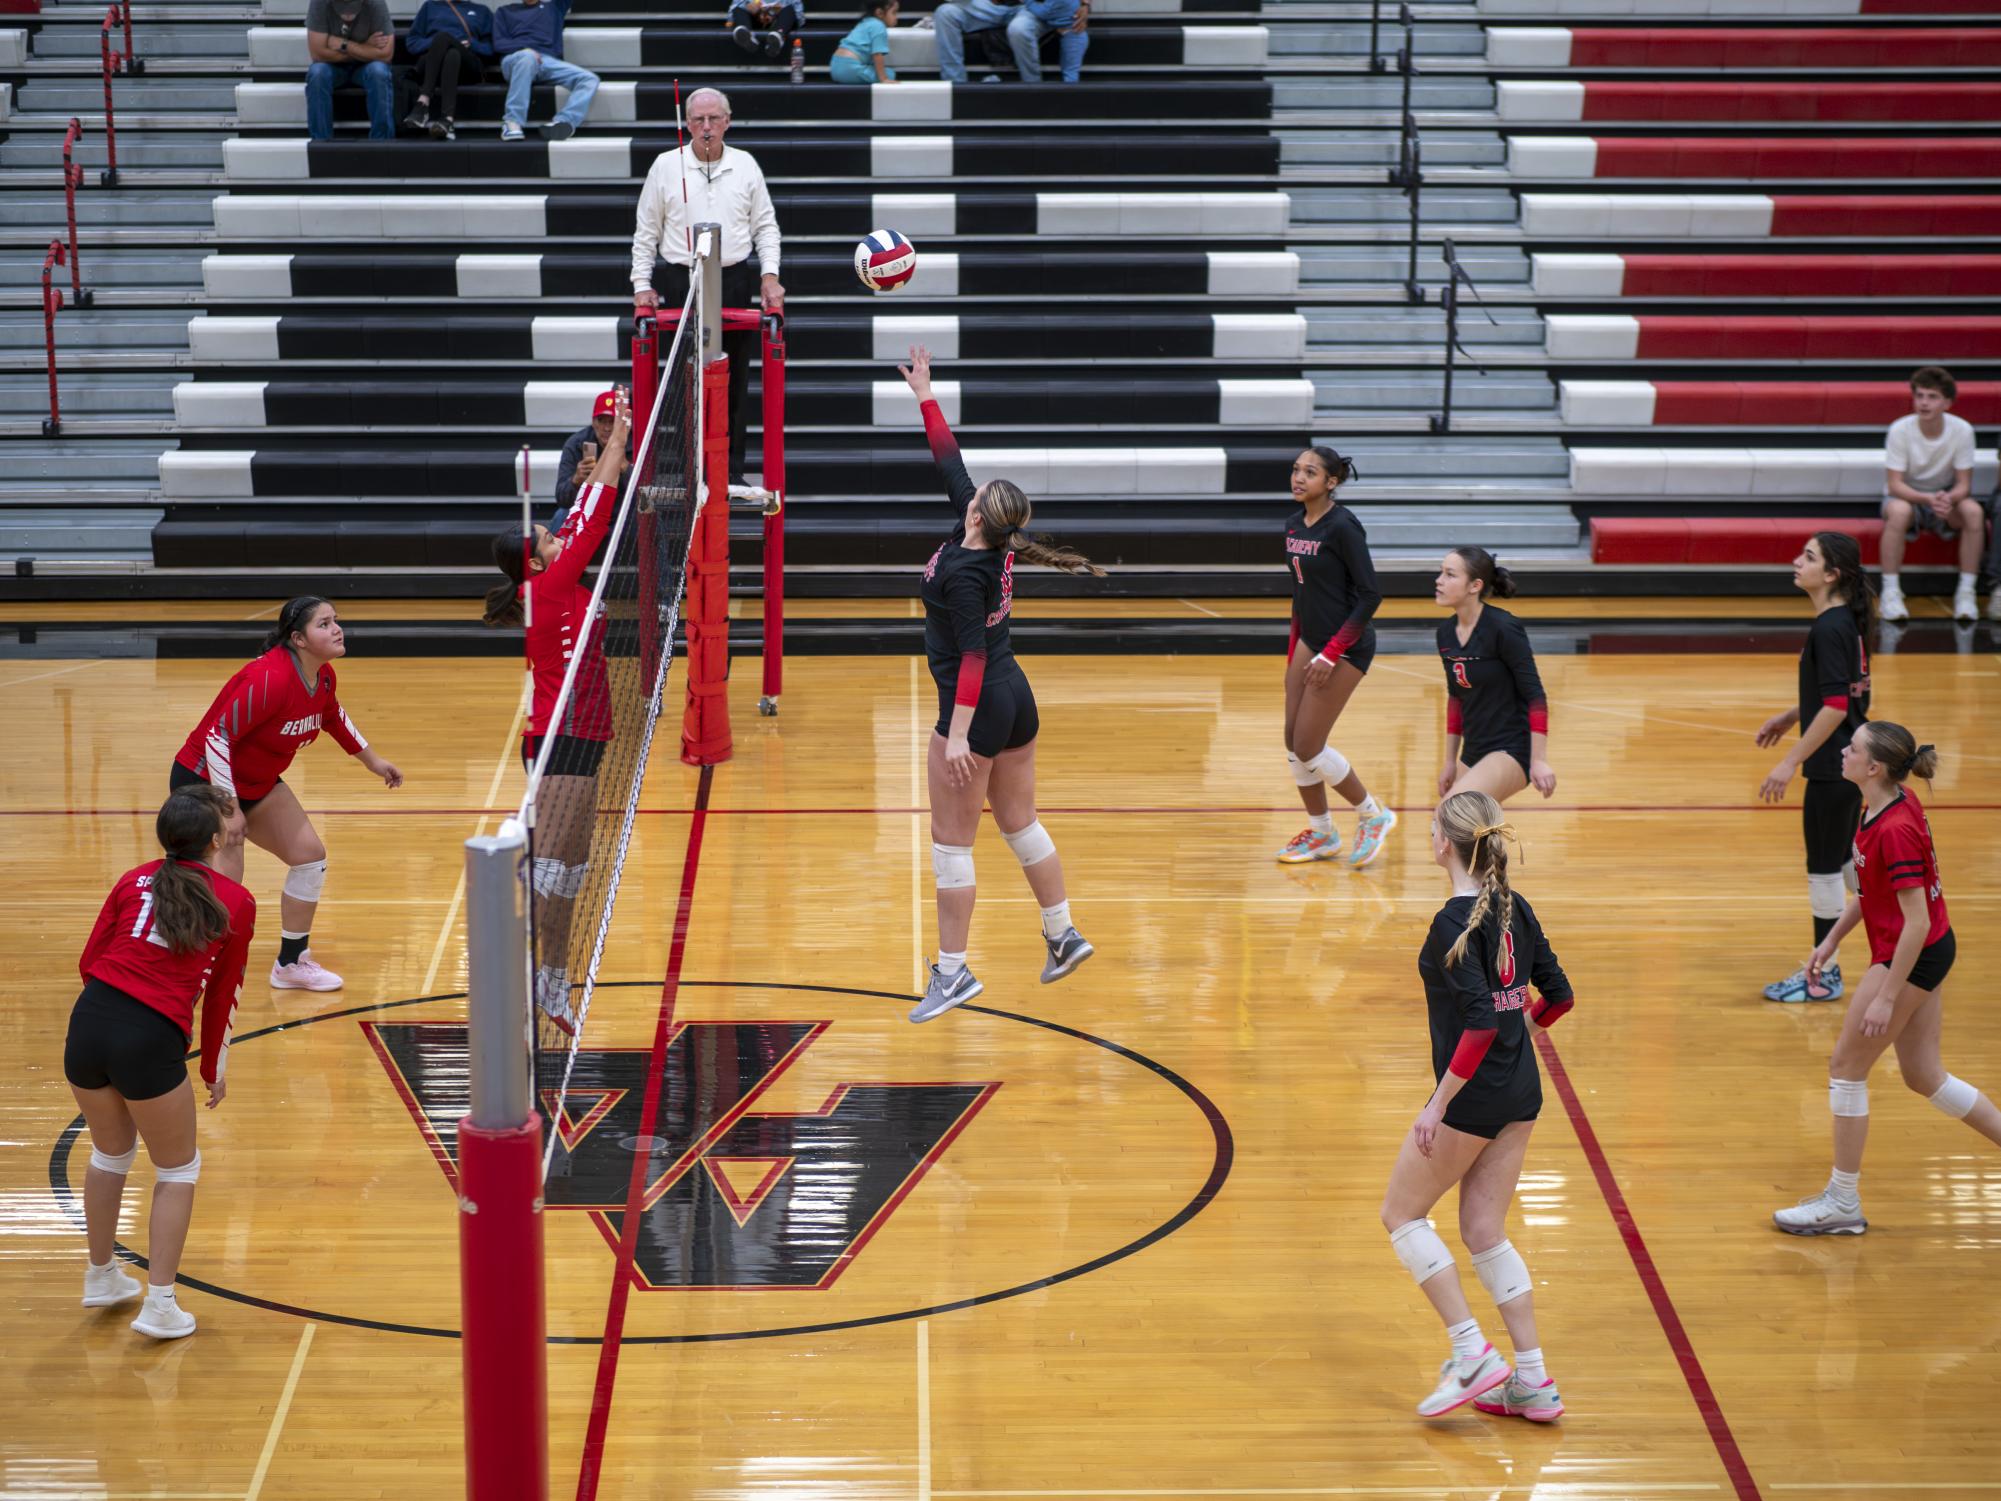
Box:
[854,229,918,292]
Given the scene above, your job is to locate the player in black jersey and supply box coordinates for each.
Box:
[1277,447,1398,869]
[1381,789,1575,1422]
[1434,547,1556,804]
[1756,532,1874,1004]
[899,347,1102,1023]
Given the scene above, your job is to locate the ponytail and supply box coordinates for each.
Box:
[976,478,1108,577]
[1307,445,1356,486]
[1450,545,1518,602]
[1010,533,1107,578]
[1856,721,1939,789]
[262,595,332,654]
[150,787,233,954]
[1811,531,1876,638]
[482,528,528,628]
[1437,789,1517,970]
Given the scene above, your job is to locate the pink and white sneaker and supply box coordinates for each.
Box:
[1415,1344,1511,1417]
[1473,1373,1565,1422]
[270,952,343,991]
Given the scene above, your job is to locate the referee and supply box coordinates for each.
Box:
[629,86,783,484]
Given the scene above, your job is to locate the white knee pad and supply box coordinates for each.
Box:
[1001,820,1056,869]
[283,858,327,904]
[1389,1218,1455,1287]
[1287,751,1319,789]
[1842,860,1858,896]
[532,857,588,899]
[1830,1078,1869,1118]
[89,1144,138,1176]
[1929,1074,1979,1120]
[932,842,976,890]
[1808,871,1847,921]
[1307,745,1351,784]
[152,1150,201,1185]
[1470,1239,1533,1307]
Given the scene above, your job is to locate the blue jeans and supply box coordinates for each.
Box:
[305,59,393,140]
[1022,0,1088,81]
[500,49,600,129]
[933,0,1043,82]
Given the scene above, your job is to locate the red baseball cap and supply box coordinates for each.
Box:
[592,389,618,418]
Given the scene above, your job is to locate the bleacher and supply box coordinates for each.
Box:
[1,0,1996,595]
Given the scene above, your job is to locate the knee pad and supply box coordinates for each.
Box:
[1287,751,1319,789]
[1808,872,1847,921]
[932,842,976,891]
[1389,1218,1454,1287]
[152,1150,201,1185]
[1001,820,1056,869]
[1830,1077,1869,1119]
[88,1144,137,1176]
[1307,745,1351,785]
[1929,1074,1979,1120]
[1470,1239,1532,1307]
[532,857,588,899]
[283,858,327,904]
[1843,860,1858,896]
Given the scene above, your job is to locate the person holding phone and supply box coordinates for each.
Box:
[553,389,629,529]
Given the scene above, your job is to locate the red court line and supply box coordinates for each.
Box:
[10,803,2001,819]
[1536,1031,1763,1501]
[573,764,714,1501]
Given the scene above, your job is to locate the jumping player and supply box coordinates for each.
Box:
[1277,447,1396,867]
[483,388,632,1031]
[1774,723,2001,1235]
[897,346,1099,1024]
[173,597,403,992]
[64,785,254,1339]
[1756,533,1873,1003]
[1381,789,1574,1421]
[1434,547,1555,803]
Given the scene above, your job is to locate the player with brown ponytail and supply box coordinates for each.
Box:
[1380,789,1576,1422]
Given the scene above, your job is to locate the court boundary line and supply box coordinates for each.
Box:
[1536,1031,1762,1501]
[572,765,714,1501]
[10,802,2001,819]
[243,1321,316,1501]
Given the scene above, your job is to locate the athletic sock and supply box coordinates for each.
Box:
[936,950,967,978]
[1960,572,1978,591]
[1885,571,1903,591]
[1356,793,1383,819]
[1039,901,1071,941]
[277,931,309,966]
[1307,811,1333,837]
[1513,1347,1546,1386]
[1828,1167,1860,1208]
[1812,915,1837,948]
[1446,1316,1485,1361]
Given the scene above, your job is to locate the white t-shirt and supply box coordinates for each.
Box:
[1884,412,1975,493]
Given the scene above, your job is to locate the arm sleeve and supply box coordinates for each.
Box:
[1881,824,1932,891]
[471,7,494,52]
[1448,1029,1497,1080]
[945,569,990,661]
[630,159,667,291]
[745,157,782,278]
[920,399,978,512]
[198,895,255,1086]
[323,683,369,756]
[1952,424,1976,471]
[869,18,891,52]
[366,0,391,33]
[200,663,283,799]
[1528,911,1574,1005]
[1813,620,1855,710]
[1316,517,1381,663]
[405,4,436,52]
[79,883,123,982]
[1499,616,1548,735]
[1446,695,1463,735]
[541,482,617,592]
[1435,912,1498,1030]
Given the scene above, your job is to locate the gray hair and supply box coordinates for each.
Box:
[686,87,732,117]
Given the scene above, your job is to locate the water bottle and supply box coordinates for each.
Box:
[789,36,804,84]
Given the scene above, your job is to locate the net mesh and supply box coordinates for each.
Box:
[520,278,702,1180]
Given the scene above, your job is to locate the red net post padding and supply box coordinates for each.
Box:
[759,314,785,708]
[681,355,733,765]
[457,1117,549,1501]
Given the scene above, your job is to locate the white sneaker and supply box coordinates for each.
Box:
[1415,1343,1511,1417]
[270,951,342,991]
[1879,582,1910,622]
[1952,582,1978,622]
[131,1288,197,1340]
[82,1258,142,1307]
[500,118,524,142]
[1772,1189,1866,1237]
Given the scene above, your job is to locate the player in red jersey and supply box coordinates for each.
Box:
[483,388,632,1031]
[173,596,403,992]
[64,785,254,1339]
[1774,721,2001,1235]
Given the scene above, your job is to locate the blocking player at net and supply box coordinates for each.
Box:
[898,346,1101,1024]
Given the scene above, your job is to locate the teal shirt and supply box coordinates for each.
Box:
[837,14,890,54]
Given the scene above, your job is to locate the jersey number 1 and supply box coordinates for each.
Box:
[1291,557,1305,585]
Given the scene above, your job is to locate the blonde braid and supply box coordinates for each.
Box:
[1443,814,1518,969]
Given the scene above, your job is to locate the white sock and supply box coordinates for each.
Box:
[1959,572,1978,590]
[1828,1167,1860,1207]
[89,1256,116,1272]
[936,950,966,977]
[145,1284,177,1304]
[1884,572,1904,592]
[1446,1316,1485,1361]
[1039,901,1071,940]
[1513,1346,1546,1385]
[1356,793,1382,818]
[1307,811,1333,836]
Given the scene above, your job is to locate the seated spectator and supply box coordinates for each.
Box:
[729,0,805,59]
[401,0,494,140]
[305,0,394,141]
[493,0,599,142]
[553,389,630,526]
[935,0,1087,83]
[1022,0,1088,82]
[830,0,896,83]
[1881,365,1989,624]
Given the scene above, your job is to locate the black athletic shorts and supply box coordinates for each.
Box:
[63,978,191,1101]
[934,672,1040,760]
[1905,927,1957,993]
[1462,738,1531,783]
[1321,626,1376,678]
[1442,1110,1539,1142]
[169,757,270,814]
[1802,777,1864,875]
[522,734,609,779]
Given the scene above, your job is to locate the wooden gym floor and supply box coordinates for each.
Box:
[2,607,1998,1501]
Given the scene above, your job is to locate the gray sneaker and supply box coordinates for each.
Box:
[1040,927,1094,984]
[1773,1189,1866,1236]
[1473,1372,1564,1422]
[910,963,983,1023]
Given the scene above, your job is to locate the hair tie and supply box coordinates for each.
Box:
[1471,821,1524,865]
[1901,744,1934,775]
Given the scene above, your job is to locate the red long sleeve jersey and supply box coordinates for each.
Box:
[1853,789,1950,966]
[80,861,256,1086]
[524,481,615,741]
[175,647,367,800]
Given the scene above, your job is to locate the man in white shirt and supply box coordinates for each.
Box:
[1882,365,1990,623]
[630,87,783,483]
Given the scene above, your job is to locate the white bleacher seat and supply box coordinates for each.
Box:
[159,451,260,498]
[1559,380,1657,425]
[1520,194,1776,237]
[873,81,953,123]
[523,382,611,427]
[1216,380,1316,426]
[530,318,624,362]
[211,194,550,238]
[1035,192,1292,236]
[1207,252,1302,296]
[1532,253,1627,296]
[872,137,954,178]
[1572,446,2000,496]
[1484,29,1574,68]
[457,255,551,299]
[201,255,295,298]
[874,382,965,427]
[222,138,311,180]
[1212,314,1310,360]
[546,136,633,179]
[1544,314,1641,359]
[1507,137,1598,177]
[172,384,269,428]
[1495,81,1586,123]
[187,316,282,362]
[0,30,26,67]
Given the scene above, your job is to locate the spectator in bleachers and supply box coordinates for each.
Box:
[1880,366,1988,625]
[401,0,495,141]
[934,0,1087,83]
[728,0,805,59]
[831,0,897,83]
[493,0,600,142]
[630,88,783,483]
[553,390,629,525]
[305,0,395,142]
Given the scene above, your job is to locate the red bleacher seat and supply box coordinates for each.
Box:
[1769,196,2001,236]
[1631,317,2001,360]
[1567,29,2001,68]
[1591,138,2001,179]
[1579,83,2001,124]
[1644,382,2001,426]
[1618,255,2001,298]
[1592,517,1965,566]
